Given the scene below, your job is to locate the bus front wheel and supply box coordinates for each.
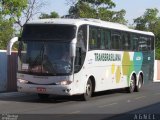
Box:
[81,79,93,101]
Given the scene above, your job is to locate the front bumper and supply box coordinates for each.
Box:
[17,82,76,96]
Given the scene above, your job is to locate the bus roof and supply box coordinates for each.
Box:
[27,18,154,36]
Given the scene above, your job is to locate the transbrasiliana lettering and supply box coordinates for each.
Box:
[94,53,121,61]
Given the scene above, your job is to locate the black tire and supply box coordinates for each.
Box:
[81,79,93,101]
[127,75,136,93]
[135,75,143,92]
[38,94,49,100]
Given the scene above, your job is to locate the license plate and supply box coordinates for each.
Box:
[37,87,46,92]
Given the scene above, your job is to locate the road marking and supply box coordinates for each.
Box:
[70,111,81,114]
[98,103,117,108]
[127,100,131,103]
[135,96,146,100]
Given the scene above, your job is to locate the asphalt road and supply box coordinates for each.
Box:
[0,82,160,120]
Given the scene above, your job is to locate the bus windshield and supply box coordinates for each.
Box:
[18,41,73,76]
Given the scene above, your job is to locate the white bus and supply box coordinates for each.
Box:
[17,18,155,100]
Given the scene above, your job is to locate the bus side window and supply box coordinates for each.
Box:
[122,32,130,51]
[89,27,98,50]
[77,25,87,52]
[100,29,105,49]
[97,28,101,49]
[138,36,148,51]
[147,37,152,51]
[151,37,155,50]
[111,31,121,50]
[104,30,111,50]
[75,25,87,72]
[131,34,138,51]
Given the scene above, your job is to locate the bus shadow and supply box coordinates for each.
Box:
[93,88,128,96]
[0,88,129,103]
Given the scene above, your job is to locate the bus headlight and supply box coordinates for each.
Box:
[17,79,29,84]
[57,80,72,85]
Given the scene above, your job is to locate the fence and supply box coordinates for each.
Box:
[0,50,7,92]
[7,52,17,91]
[0,50,17,92]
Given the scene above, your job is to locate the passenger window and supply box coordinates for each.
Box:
[122,33,130,51]
[75,25,87,72]
[89,27,98,49]
[111,31,121,50]
[100,29,105,49]
[151,37,155,50]
[138,36,148,51]
[100,29,111,50]
[77,25,87,52]
[147,37,151,50]
[131,34,138,51]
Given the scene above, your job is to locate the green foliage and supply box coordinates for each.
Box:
[80,0,116,9]
[0,17,14,49]
[1,0,27,21]
[134,8,160,59]
[68,0,127,24]
[39,11,59,19]
[0,0,27,50]
[134,8,159,31]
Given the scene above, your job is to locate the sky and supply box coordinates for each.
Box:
[41,0,160,24]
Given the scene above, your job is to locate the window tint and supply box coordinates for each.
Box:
[100,29,111,49]
[111,31,121,50]
[147,37,151,50]
[131,34,138,51]
[22,24,76,40]
[89,27,98,49]
[88,25,154,51]
[122,33,130,50]
[147,36,154,51]
[75,25,87,73]
[151,37,155,50]
[77,25,87,51]
[138,36,148,51]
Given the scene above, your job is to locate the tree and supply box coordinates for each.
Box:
[134,8,160,59]
[134,8,159,31]
[0,17,15,49]
[39,11,59,19]
[16,0,46,29]
[0,0,27,49]
[67,0,127,24]
[0,0,46,49]
[1,0,27,22]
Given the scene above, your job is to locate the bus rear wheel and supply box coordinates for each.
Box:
[127,75,136,93]
[135,75,143,92]
[81,79,93,101]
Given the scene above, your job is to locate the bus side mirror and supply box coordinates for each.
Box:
[70,43,76,57]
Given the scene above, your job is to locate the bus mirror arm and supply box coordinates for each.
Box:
[7,37,18,55]
[70,43,76,82]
